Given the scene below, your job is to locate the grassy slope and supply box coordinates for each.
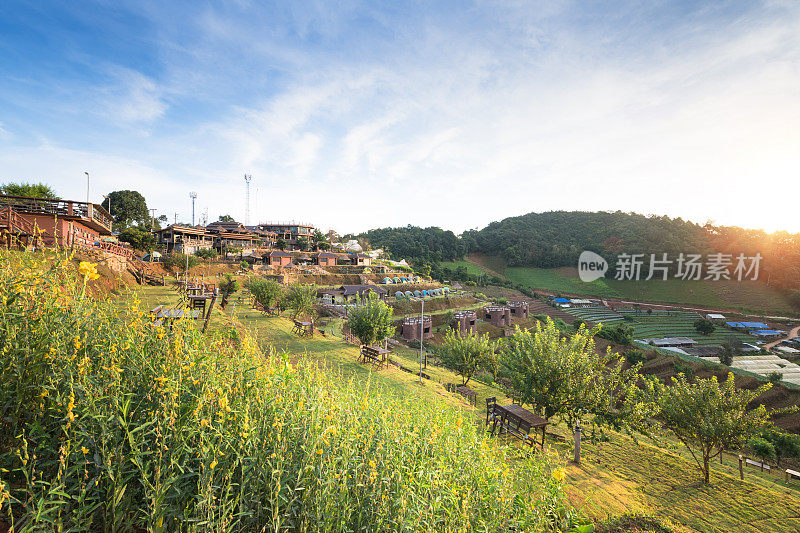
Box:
[463,254,797,315]
[136,283,800,532]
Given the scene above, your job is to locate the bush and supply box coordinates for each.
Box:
[495,297,508,305]
[625,350,647,366]
[573,319,586,330]
[768,371,782,384]
[194,248,218,260]
[596,323,634,345]
[672,360,694,380]
[0,250,579,530]
[249,278,284,310]
[161,252,199,271]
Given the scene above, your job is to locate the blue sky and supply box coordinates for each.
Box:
[1,1,799,233]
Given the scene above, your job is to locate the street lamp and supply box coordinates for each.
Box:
[84,172,90,205]
[102,194,112,231]
[410,296,426,384]
[189,191,197,226]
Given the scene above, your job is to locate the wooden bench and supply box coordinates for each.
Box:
[489,403,549,449]
[360,345,387,370]
[785,469,800,483]
[452,384,477,406]
[292,320,314,337]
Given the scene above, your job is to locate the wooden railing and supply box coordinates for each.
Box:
[0,194,112,233]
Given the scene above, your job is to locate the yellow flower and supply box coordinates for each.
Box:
[210,460,217,469]
[551,468,566,482]
[201,419,209,426]
[81,446,89,454]
[78,261,100,281]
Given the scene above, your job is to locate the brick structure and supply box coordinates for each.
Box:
[509,301,529,320]
[451,310,478,334]
[264,250,293,266]
[402,315,433,342]
[314,251,338,267]
[483,306,511,327]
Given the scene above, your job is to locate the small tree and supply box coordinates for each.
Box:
[285,283,317,321]
[0,181,59,198]
[249,278,284,310]
[500,319,650,460]
[647,373,774,483]
[748,437,775,471]
[218,274,239,309]
[194,248,218,260]
[296,237,309,251]
[694,319,716,336]
[346,293,395,347]
[438,330,497,386]
[275,238,287,250]
[218,214,235,222]
[765,430,800,466]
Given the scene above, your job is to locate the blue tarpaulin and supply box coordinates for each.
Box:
[726,321,769,329]
[553,298,570,303]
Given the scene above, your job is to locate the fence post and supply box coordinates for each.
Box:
[738,455,744,480]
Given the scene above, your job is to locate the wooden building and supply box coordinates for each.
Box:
[206,221,260,254]
[255,223,315,250]
[155,225,214,254]
[0,194,112,249]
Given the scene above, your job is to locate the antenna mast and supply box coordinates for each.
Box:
[244,174,252,226]
[189,191,197,225]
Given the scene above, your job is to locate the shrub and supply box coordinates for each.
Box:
[0,250,580,530]
[596,323,634,345]
[194,248,218,260]
[249,278,284,310]
[347,293,395,346]
[495,297,508,305]
[672,360,694,380]
[768,371,782,384]
[625,350,647,366]
[437,330,497,386]
[161,252,199,271]
[693,318,716,336]
[573,319,586,330]
[284,283,318,320]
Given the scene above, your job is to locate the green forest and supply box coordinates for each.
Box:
[361,211,800,294]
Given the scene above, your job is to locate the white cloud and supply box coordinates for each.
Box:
[97,67,168,124]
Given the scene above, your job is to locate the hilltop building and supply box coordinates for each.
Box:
[0,193,112,249]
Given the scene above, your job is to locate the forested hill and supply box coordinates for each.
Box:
[362,211,800,291]
[467,211,710,268]
[359,226,472,263]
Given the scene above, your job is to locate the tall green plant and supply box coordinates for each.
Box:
[346,293,395,347]
[645,373,776,483]
[249,278,284,310]
[285,283,317,320]
[500,319,651,459]
[438,329,496,386]
[219,274,240,309]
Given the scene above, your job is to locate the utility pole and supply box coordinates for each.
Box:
[174,212,178,225]
[149,208,157,230]
[244,174,252,226]
[103,194,112,231]
[189,191,197,225]
[84,172,90,204]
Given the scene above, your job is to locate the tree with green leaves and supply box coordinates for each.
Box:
[500,319,650,460]
[346,293,395,347]
[0,182,59,198]
[118,228,157,252]
[718,337,743,366]
[312,229,330,251]
[249,278,284,311]
[275,238,287,251]
[693,318,716,336]
[438,329,496,386]
[218,274,240,309]
[285,283,317,321]
[748,437,775,471]
[646,373,774,483]
[764,429,800,467]
[101,190,150,229]
[296,237,309,251]
[218,215,235,222]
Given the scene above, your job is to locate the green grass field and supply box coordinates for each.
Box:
[132,283,800,531]
[439,260,488,277]
[498,263,797,316]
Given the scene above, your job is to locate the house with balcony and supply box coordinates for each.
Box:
[0,194,112,249]
[206,221,260,255]
[254,222,315,250]
[155,225,214,254]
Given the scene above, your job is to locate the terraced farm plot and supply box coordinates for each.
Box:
[563,306,625,325]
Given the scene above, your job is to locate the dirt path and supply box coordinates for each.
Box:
[765,325,800,350]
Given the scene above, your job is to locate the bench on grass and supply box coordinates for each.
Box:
[785,469,800,484]
[486,399,549,449]
[292,320,314,337]
[360,345,388,370]
[446,384,477,405]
